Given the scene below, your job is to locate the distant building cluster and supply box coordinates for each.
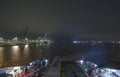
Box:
[0,36,53,46]
[73,40,120,45]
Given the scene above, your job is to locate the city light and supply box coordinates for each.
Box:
[25,38,28,41]
[80,60,84,64]
[73,41,80,44]
[25,44,29,48]
[12,37,18,41]
[0,37,3,41]
[76,60,84,65]
[12,45,19,49]
[43,59,49,66]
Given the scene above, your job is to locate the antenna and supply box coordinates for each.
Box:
[24,25,29,39]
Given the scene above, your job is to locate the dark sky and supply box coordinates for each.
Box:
[0,0,120,40]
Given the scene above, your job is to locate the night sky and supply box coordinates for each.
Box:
[0,0,120,40]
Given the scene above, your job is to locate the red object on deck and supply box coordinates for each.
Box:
[23,68,30,77]
[36,72,39,77]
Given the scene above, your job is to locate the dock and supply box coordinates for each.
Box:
[45,56,61,77]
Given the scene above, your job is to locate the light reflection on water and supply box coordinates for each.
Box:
[0,45,51,68]
[0,43,120,68]
[0,47,4,66]
[23,45,30,56]
[11,46,21,60]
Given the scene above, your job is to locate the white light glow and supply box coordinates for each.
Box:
[30,63,32,65]
[76,60,84,65]
[44,59,49,63]
[94,64,97,67]
[25,38,28,40]
[12,45,19,49]
[73,41,80,44]
[80,60,84,64]
[25,44,29,48]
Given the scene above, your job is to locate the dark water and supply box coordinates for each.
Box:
[0,44,52,67]
[0,43,120,69]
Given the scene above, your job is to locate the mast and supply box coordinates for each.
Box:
[24,25,29,39]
